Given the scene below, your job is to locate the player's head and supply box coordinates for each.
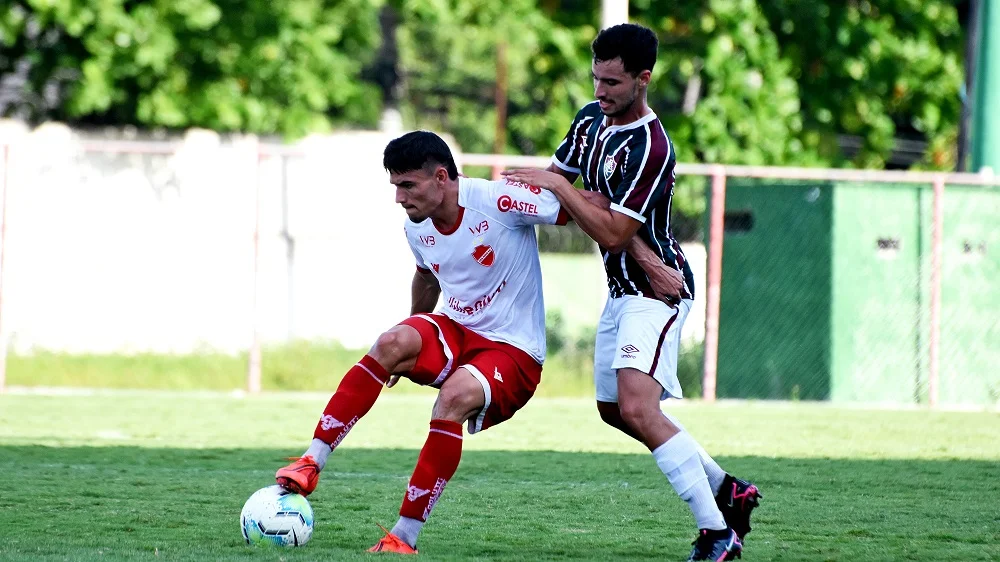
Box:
[590,23,658,117]
[384,131,459,222]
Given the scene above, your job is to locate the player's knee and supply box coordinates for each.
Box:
[617,398,657,430]
[370,327,420,371]
[597,401,623,427]
[434,373,486,423]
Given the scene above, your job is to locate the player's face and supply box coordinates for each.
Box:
[391,166,448,222]
[592,58,649,117]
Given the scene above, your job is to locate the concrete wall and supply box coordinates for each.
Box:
[0,121,705,355]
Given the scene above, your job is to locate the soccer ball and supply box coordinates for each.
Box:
[240,485,314,547]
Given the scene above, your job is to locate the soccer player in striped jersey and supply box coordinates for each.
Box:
[275,131,570,554]
[504,23,760,561]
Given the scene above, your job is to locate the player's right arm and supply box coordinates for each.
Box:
[410,268,440,315]
[569,189,685,303]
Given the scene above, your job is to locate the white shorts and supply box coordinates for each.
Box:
[593,295,693,402]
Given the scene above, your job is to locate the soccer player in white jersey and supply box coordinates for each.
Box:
[274,131,568,554]
[504,24,760,561]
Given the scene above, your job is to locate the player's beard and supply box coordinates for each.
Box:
[600,85,639,118]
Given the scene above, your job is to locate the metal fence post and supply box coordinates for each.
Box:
[247,139,263,394]
[702,166,727,402]
[928,175,945,408]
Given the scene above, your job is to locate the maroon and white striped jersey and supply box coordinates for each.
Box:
[552,101,694,300]
[405,177,568,363]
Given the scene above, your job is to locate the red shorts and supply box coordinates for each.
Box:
[399,313,542,434]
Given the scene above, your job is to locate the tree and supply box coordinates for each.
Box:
[0,0,385,136]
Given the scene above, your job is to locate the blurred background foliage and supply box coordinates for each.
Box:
[0,0,968,239]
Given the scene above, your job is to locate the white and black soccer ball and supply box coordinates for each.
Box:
[240,485,314,547]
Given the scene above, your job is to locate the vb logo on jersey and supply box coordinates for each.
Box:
[472,244,495,267]
[603,155,618,180]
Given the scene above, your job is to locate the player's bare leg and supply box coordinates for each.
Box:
[599,393,761,542]
[370,368,485,553]
[616,368,741,561]
[276,325,422,495]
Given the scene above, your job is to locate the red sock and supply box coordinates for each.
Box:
[312,355,389,449]
[399,419,464,522]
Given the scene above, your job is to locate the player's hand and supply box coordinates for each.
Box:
[386,375,402,388]
[501,168,571,192]
[647,264,685,305]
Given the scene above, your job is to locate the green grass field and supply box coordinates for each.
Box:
[1,390,998,561]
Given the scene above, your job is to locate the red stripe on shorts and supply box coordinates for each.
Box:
[647,307,680,376]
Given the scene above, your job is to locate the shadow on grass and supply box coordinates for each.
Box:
[1,446,998,561]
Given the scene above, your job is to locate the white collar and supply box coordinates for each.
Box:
[600,111,657,140]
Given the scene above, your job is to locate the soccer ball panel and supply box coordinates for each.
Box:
[240,485,314,547]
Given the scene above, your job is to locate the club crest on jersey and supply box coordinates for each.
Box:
[472,244,495,267]
[603,155,618,180]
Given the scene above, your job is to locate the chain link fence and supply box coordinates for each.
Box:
[0,127,997,407]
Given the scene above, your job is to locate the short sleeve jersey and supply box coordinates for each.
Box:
[404,177,567,363]
[551,101,695,300]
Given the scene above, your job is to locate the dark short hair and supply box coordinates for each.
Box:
[591,23,658,75]
[383,131,459,180]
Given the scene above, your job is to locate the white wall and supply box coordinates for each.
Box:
[0,121,706,355]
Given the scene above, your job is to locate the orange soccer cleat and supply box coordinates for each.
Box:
[275,456,320,496]
[368,524,418,554]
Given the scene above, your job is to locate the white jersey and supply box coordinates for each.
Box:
[405,177,566,363]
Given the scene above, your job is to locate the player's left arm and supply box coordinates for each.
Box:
[411,268,441,315]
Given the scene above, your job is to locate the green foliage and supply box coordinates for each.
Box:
[0,0,384,136]
[635,0,820,167]
[394,0,593,155]
[758,0,964,169]
[0,0,967,170]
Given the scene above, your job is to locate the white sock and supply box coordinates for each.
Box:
[391,516,424,548]
[652,432,727,531]
[304,438,332,471]
[662,412,727,495]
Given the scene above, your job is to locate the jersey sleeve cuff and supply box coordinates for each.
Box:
[555,208,570,225]
[550,157,581,174]
[416,265,432,274]
[610,203,646,223]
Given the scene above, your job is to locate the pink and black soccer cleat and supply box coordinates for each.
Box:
[715,474,762,541]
